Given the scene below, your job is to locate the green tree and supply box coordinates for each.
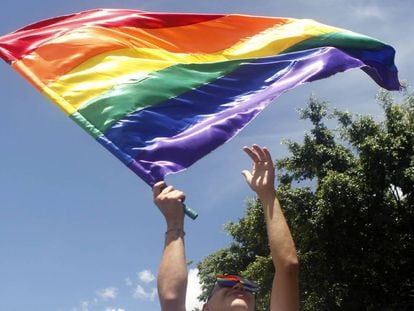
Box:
[197,89,414,310]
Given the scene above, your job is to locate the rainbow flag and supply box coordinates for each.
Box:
[0,9,400,186]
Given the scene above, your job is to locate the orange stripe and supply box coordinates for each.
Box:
[16,15,288,85]
[118,15,287,53]
[16,28,128,85]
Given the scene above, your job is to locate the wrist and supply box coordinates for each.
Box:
[165,228,186,236]
[165,227,186,241]
[166,219,184,231]
[257,189,277,203]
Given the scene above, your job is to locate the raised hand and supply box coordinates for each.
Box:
[242,144,275,198]
[153,181,186,228]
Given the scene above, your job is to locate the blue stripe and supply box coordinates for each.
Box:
[102,50,311,159]
[102,45,399,162]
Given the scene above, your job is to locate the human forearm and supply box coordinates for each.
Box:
[153,182,188,311]
[259,191,298,267]
[158,229,187,311]
[259,190,299,311]
[242,145,298,310]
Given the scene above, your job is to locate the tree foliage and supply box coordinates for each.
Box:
[197,89,414,310]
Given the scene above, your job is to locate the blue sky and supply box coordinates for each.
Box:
[0,1,412,310]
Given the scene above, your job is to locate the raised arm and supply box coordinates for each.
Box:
[242,145,299,311]
[153,181,187,311]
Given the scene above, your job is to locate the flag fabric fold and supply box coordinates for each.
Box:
[0,9,400,185]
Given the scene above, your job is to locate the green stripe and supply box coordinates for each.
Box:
[70,111,103,139]
[283,31,386,54]
[77,59,245,133]
[75,31,385,136]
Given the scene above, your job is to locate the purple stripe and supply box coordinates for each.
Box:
[127,47,364,185]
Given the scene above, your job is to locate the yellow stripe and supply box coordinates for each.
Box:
[226,19,340,58]
[46,19,340,111]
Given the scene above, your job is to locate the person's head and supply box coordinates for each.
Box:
[202,275,257,311]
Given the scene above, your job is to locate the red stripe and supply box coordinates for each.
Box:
[0,8,225,61]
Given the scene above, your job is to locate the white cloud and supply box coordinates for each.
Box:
[96,287,118,300]
[186,268,204,310]
[125,277,133,287]
[104,308,125,311]
[138,269,156,283]
[133,285,157,301]
[69,297,100,311]
[350,4,386,20]
[80,301,90,311]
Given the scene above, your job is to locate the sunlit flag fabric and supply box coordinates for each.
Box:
[0,9,400,187]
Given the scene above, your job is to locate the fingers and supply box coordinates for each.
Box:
[163,185,175,194]
[243,145,272,163]
[241,169,252,183]
[153,182,174,197]
[253,144,266,161]
[243,146,260,162]
[262,147,273,163]
[153,181,166,198]
[177,191,186,203]
[153,182,185,202]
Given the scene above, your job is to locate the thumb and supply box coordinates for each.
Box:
[241,170,252,183]
[153,181,166,198]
